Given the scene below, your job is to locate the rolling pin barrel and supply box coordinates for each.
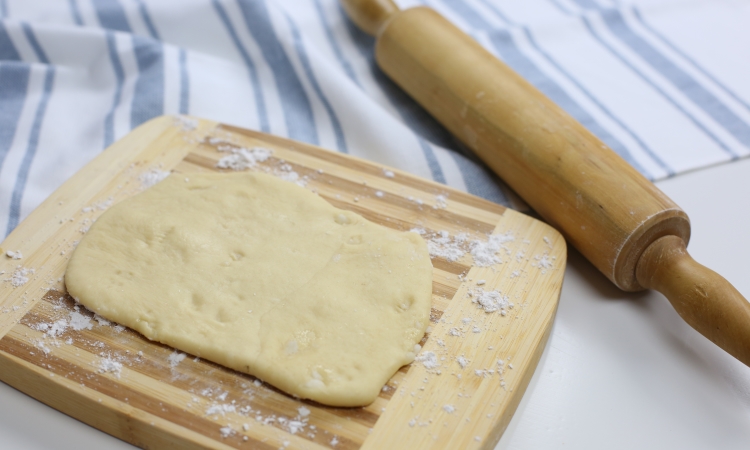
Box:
[374,6,689,291]
[340,1,750,366]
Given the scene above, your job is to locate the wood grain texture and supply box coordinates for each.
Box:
[373,6,690,292]
[358,2,750,368]
[636,236,750,366]
[0,116,565,449]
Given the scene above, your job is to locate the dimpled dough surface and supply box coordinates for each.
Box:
[65,172,433,407]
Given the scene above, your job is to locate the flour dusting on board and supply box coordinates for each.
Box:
[139,169,170,189]
[421,230,468,262]
[204,136,314,187]
[97,355,123,378]
[6,266,34,287]
[471,232,515,266]
[68,311,94,331]
[532,252,556,273]
[469,288,513,314]
[168,351,187,368]
[216,147,271,171]
[173,115,198,132]
[410,228,516,267]
[416,351,439,370]
[19,293,335,444]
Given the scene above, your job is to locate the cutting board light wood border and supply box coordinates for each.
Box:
[0,116,565,449]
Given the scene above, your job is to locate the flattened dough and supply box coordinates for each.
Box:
[65,172,433,406]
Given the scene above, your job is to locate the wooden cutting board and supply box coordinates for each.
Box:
[0,116,565,449]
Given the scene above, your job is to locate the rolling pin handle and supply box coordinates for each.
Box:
[636,235,750,366]
[340,0,399,36]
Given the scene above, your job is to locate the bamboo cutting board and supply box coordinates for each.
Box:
[0,116,565,449]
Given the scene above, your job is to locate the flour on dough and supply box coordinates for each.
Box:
[65,172,433,406]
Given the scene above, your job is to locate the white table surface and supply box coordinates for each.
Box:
[1,158,749,449]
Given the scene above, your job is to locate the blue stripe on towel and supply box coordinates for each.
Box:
[313,0,359,86]
[447,150,509,206]
[557,0,739,157]
[135,0,160,39]
[0,63,29,175]
[0,21,20,60]
[22,22,50,63]
[576,12,738,158]
[179,48,189,114]
[211,0,269,132]
[102,31,125,147]
[92,0,131,32]
[6,67,54,234]
[0,24,30,175]
[595,7,750,151]
[68,0,84,25]
[284,12,348,153]
[131,35,165,128]
[236,0,318,144]
[631,6,750,113]
[338,6,450,184]
[6,25,55,234]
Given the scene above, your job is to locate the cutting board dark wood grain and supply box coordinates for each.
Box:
[0,116,565,449]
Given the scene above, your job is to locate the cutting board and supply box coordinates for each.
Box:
[0,116,565,449]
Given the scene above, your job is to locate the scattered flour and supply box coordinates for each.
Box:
[7,266,33,287]
[168,351,187,368]
[98,355,123,378]
[5,250,22,260]
[469,288,512,314]
[426,231,469,262]
[82,197,114,213]
[215,147,271,171]
[46,319,69,337]
[413,229,516,267]
[470,232,515,267]
[442,404,456,414]
[273,163,305,186]
[533,253,556,273]
[415,351,439,370]
[139,169,170,189]
[434,194,448,210]
[174,115,198,131]
[68,311,93,331]
[474,368,494,378]
[93,314,111,326]
[206,403,236,417]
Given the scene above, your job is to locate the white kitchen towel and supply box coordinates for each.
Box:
[0,0,748,236]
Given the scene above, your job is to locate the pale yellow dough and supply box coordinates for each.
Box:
[65,172,432,406]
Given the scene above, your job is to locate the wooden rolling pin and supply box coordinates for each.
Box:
[341,0,750,366]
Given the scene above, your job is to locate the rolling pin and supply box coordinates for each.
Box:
[341,0,750,366]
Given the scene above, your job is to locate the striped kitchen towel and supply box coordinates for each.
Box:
[0,0,748,236]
